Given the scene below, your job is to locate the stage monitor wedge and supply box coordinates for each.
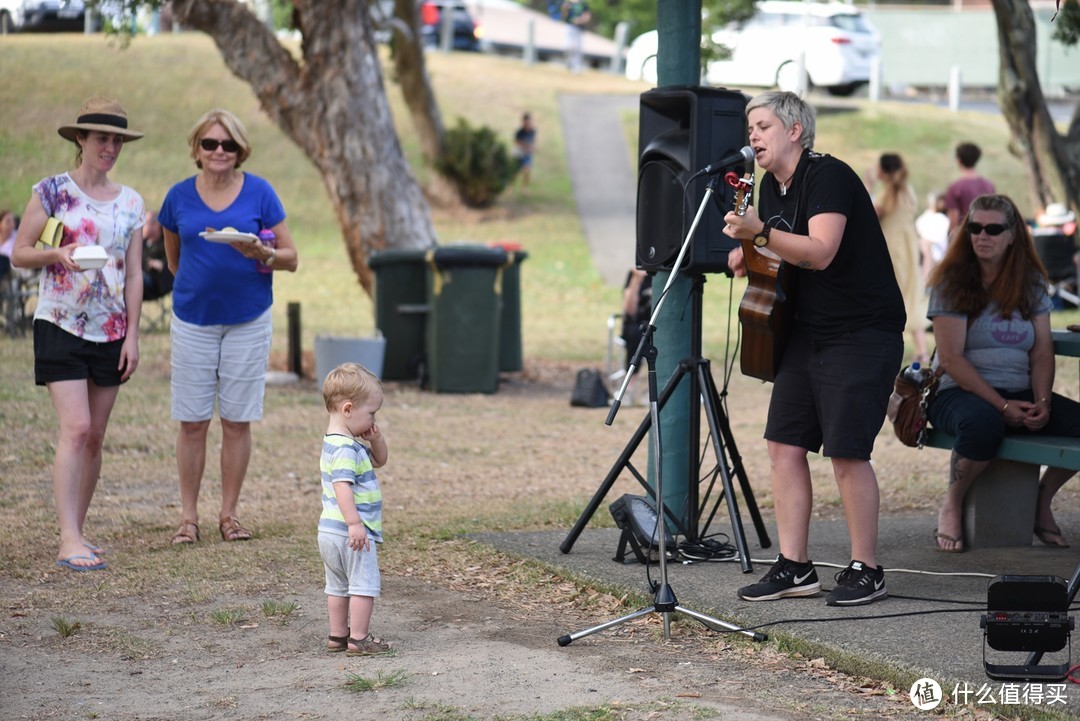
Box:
[636,86,750,275]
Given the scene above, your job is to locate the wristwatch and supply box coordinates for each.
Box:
[753,225,772,248]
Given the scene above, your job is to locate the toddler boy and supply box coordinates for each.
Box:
[318,362,390,655]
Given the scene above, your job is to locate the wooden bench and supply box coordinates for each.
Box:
[923,428,1080,547]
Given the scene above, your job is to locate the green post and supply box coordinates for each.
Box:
[651,2,701,538]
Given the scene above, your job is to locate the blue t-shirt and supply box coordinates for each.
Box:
[158,173,286,326]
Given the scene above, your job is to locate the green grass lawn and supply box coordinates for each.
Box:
[0,33,1058,368]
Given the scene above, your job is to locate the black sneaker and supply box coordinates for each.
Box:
[826,560,887,606]
[737,554,821,601]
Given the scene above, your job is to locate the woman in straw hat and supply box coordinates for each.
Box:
[158,108,298,546]
[11,96,146,571]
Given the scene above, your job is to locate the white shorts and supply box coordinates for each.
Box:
[319,532,381,598]
[170,308,272,422]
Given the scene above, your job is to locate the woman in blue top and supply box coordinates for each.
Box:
[159,108,298,546]
[927,194,1080,552]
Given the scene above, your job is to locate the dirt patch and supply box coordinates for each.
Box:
[1,355,1064,721]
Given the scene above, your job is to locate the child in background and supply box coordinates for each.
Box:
[318,362,391,655]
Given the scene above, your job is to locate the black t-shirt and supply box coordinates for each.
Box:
[757,149,905,339]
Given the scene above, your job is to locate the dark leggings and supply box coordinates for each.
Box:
[928,386,1080,461]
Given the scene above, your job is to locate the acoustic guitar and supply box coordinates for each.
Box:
[726,172,795,383]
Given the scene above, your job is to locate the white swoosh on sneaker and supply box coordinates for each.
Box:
[794,570,814,584]
[874,579,884,590]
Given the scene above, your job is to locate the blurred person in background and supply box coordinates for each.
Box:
[868,153,928,364]
[944,142,995,232]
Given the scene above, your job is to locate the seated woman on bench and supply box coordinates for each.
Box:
[926,193,1080,552]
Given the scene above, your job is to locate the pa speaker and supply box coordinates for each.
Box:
[636,86,750,274]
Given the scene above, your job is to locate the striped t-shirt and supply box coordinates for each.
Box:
[318,434,382,542]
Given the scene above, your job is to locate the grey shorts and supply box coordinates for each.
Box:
[318,532,381,598]
[170,309,272,422]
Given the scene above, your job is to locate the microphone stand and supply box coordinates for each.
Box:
[559,172,767,646]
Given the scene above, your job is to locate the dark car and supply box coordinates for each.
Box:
[0,0,97,33]
[419,0,480,52]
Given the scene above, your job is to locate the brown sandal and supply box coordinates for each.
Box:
[346,633,392,656]
[171,521,199,545]
[219,517,252,542]
[327,634,349,653]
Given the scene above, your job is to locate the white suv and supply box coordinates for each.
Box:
[625,1,880,97]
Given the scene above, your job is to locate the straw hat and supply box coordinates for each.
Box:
[1037,202,1076,227]
[57,96,144,143]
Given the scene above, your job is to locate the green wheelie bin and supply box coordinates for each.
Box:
[424,244,508,393]
[489,242,528,372]
[369,249,429,381]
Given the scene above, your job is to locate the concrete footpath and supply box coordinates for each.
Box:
[476,514,1080,713]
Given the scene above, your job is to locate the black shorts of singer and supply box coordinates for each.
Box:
[34,319,126,387]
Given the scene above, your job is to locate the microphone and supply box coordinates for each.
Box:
[692,146,755,178]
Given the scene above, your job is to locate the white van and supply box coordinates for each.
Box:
[625,1,880,97]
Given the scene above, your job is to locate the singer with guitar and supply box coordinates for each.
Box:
[722,91,906,606]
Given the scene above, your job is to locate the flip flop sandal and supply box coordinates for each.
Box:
[346,633,392,656]
[1035,525,1070,548]
[933,530,964,553]
[327,634,349,653]
[219,517,252,542]
[171,521,200,545]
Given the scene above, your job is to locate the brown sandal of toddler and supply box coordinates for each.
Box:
[346,633,392,656]
[327,634,349,653]
[219,517,252,542]
[171,521,200,545]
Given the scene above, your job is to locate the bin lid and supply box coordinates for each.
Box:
[489,241,528,262]
[431,245,508,269]
[369,248,431,268]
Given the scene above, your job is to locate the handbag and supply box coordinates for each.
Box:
[38,217,63,247]
[887,362,942,448]
[570,368,609,408]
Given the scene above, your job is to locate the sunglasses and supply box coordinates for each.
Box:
[967,222,1009,237]
[199,138,240,153]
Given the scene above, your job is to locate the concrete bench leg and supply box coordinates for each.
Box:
[962,459,1038,548]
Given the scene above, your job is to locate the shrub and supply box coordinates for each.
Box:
[436,117,517,208]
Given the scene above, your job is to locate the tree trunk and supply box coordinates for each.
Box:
[992,0,1079,214]
[390,0,445,163]
[171,0,438,296]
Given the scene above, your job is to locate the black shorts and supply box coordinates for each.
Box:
[34,320,126,387]
[765,327,903,460]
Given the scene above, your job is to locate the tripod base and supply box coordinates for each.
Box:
[557,583,767,646]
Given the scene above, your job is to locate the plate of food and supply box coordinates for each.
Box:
[200,228,259,244]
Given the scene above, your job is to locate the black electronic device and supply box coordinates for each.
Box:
[981,575,1073,681]
[609,494,675,565]
[635,86,750,274]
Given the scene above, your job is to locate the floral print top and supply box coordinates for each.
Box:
[32,173,145,342]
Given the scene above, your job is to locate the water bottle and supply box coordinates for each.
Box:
[902,361,924,386]
[257,228,276,274]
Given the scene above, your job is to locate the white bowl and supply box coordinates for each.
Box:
[72,245,108,271]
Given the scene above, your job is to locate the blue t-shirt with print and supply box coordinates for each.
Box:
[158,173,286,326]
